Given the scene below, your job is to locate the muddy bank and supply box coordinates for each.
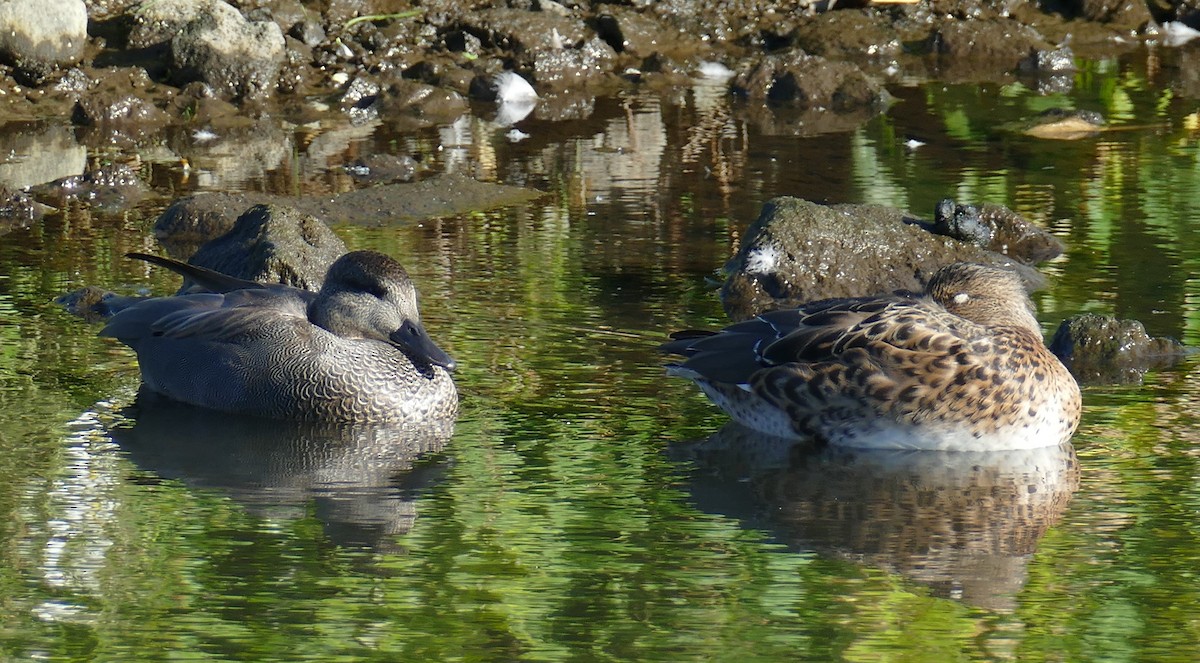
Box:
[1,0,1194,141]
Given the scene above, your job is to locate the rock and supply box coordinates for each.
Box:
[530,36,618,92]
[344,154,419,184]
[37,162,150,212]
[1060,0,1155,32]
[977,203,1065,263]
[72,88,171,128]
[0,186,53,234]
[932,198,993,247]
[184,204,348,292]
[1020,108,1105,140]
[338,75,380,111]
[276,35,315,95]
[532,89,594,121]
[731,53,887,111]
[789,11,903,64]
[928,19,1053,68]
[370,79,469,126]
[289,18,326,47]
[1049,313,1189,384]
[54,286,140,322]
[1018,44,1076,73]
[719,197,1046,321]
[638,0,817,46]
[0,0,87,82]
[594,9,685,58]
[129,0,217,49]
[169,0,286,100]
[926,199,1064,264]
[303,173,544,226]
[154,175,543,252]
[153,192,263,253]
[458,8,590,53]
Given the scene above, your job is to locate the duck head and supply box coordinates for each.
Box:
[927,263,1041,335]
[309,251,456,374]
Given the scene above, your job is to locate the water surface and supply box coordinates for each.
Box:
[2,46,1200,661]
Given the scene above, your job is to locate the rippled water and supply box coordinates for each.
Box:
[3,46,1200,660]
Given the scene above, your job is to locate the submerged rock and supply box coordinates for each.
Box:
[0,186,53,233]
[54,285,135,321]
[720,197,1045,321]
[39,161,150,212]
[1020,108,1105,140]
[1049,313,1189,384]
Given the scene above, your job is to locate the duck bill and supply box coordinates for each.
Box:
[389,320,456,372]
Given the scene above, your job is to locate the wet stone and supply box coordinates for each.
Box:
[72,90,170,127]
[928,19,1052,65]
[0,186,52,233]
[0,0,87,82]
[594,8,706,60]
[531,37,618,91]
[128,0,222,49]
[345,154,420,184]
[1018,44,1077,72]
[169,0,287,100]
[720,197,1045,321]
[1020,108,1105,140]
[154,192,264,252]
[458,8,590,53]
[731,53,886,110]
[789,11,903,63]
[1049,313,1189,384]
[371,80,468,124]
[184,204,349,292]
[40,162,150,212]
[1067,0,1155,31]
[933,199,993,247]
[290,18,327,47]
[925,199,1063,264]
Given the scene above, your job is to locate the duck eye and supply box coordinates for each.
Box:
[351,277,386,299]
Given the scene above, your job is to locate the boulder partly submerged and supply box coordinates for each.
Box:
[182,204,349,292]
[720,197,1059,321]
[1049,313,1190,384]
[154,172,543,251]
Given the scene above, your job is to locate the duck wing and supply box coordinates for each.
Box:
[663,293,977,386]
[100,289,311,344]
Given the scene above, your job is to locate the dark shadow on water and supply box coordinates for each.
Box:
[107,389,454,552]
[672,423,1080,612]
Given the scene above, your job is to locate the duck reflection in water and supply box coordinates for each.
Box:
[674,423,1079,611]
[108,392,453,551]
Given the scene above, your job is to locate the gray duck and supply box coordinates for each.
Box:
[101,250,458,424]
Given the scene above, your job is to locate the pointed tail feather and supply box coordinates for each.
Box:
[127,252,267,294]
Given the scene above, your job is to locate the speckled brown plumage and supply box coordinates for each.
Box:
[662,263,1081,451]
[101,251,458,425]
